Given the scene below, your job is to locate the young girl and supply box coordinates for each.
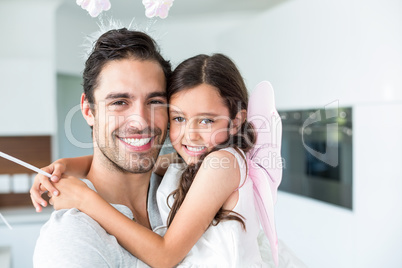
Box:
[32,54,280,267]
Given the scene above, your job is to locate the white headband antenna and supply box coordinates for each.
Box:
[81,16,161,59]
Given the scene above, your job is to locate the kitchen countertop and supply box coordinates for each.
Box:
[0,206,53,226]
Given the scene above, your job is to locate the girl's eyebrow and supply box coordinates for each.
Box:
[169,110,184,115]
[169,110,220,117]
[196,113,220,117]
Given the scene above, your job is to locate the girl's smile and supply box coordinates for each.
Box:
[182,145,208,157]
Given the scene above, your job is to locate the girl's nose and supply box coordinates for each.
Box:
[186,129,201,141]
[185,119,201,142]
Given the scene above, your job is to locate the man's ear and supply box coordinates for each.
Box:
[81,93,94,127]
[230,109,247,135]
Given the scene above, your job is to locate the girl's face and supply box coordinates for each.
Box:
[169,84,232,164]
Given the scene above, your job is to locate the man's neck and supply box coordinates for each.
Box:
[86,156,153,229]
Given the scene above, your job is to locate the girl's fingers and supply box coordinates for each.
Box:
[29,182,48,209]
[30,173,59,210]
[39,176,60,197]
[30,194,43,213]
[30,163,64,211]
[50,163,64,182]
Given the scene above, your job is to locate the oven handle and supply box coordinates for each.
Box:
[282,125,352,136]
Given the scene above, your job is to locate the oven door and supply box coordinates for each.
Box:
[279,108,353,209]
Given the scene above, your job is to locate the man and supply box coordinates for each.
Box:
[33,28,171,267]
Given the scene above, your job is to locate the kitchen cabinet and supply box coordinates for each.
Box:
[0,207,53,268]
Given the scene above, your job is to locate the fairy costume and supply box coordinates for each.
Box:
[154,82,288,267]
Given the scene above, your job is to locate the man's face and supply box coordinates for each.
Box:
[88,58,168,173]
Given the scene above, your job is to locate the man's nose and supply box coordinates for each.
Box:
[126,105,150,130]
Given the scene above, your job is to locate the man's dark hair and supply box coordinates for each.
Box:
[83,28,172,105]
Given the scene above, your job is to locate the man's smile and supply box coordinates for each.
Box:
[118,136,154,151]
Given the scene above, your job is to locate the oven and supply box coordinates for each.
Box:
[278,107,353,209]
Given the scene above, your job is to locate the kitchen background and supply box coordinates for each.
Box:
[0,0,401,267]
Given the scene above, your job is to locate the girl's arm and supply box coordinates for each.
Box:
[55,155,93,178]
[153,152,182,176]
[51,150,240,268]
[30,155,93,212]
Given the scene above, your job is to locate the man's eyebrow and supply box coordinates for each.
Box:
[147,91,167,99]
[104,92,166,100]
[105,93,132,100]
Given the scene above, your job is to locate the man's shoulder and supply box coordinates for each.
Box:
[44,208,105,234]
[36,208,110,249]
[34,209,136,267]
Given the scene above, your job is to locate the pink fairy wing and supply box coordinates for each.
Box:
[248,159,278,266]
[247,81,282,266]
[248,81,282,199]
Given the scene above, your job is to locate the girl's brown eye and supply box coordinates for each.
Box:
[200,119,214,124]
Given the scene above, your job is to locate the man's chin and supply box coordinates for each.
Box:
[122,151,159,173]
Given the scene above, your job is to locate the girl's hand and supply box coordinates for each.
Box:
[30,155,93,212]
[30,161,67,212]
[48,176,94,211]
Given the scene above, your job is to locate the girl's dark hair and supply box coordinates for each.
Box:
[83,28,172,106]
[166,54,257,229]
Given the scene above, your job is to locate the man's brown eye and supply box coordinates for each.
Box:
[149,99,165,105]
[173,117,185,123]
[112,101,126,106]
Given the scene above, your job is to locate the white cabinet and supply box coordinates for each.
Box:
[0,208,52,268]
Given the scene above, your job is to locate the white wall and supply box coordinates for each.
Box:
[353,103,402,268]
[56,2,102,75]
[0,1,60,136]
[153,12,257,68]
[217,0,402,109]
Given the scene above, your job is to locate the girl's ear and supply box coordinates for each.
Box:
[81,93,94,127]
[230,109,247,135]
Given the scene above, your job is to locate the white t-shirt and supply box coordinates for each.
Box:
[34,175,164,268]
